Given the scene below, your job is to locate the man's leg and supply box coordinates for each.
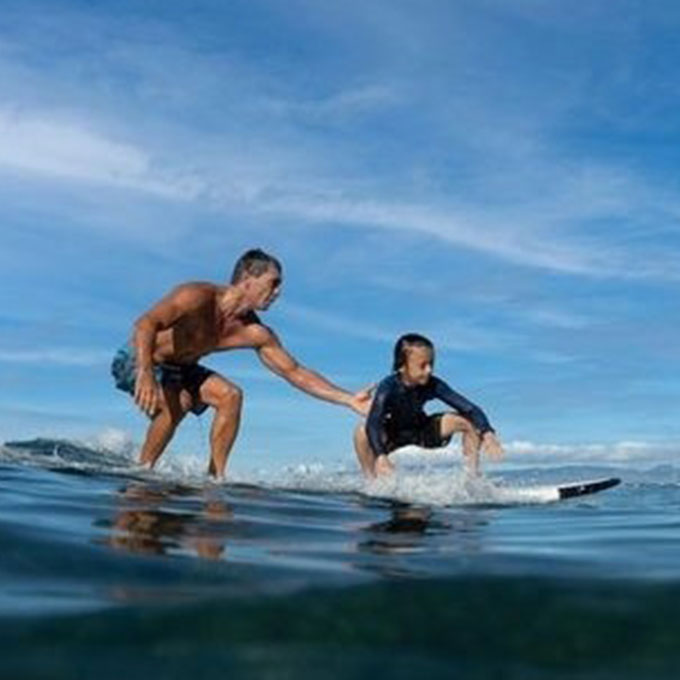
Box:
[138,386,192,469]
[439,413,482,475]
[198,375,243,479]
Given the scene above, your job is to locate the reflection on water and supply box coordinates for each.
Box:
[355,503,492,578]
[359,507,436,556]
[97,479,497,582]
[100,482,233,561]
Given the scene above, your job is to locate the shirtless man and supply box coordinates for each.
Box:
[111,249,370,479]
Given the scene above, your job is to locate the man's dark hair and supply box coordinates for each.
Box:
[231,249,282,284]
[393,333,435,371]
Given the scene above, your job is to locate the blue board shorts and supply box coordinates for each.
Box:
[110,344,214,416]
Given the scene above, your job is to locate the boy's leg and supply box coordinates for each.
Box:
[353,424,396,478]
[439,413,482,475]
[139,385,192,469]
[353,424,377,477]
[374,454,395,476]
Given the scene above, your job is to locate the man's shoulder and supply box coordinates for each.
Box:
[239,314,275,346]
[171,281,219,302]
[179,280,220,292]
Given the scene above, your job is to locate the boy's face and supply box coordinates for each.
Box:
[399,345,433,386]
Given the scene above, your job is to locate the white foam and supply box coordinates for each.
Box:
[87,428,135,457]
[0,437,564,506]
[221,456,548,507]
[0,436,646,505]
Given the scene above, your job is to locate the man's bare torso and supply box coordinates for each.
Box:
[148,283,264,365]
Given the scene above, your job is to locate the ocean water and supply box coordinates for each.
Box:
[1,438,680,679]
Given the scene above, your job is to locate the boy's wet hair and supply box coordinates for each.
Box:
[393,333,435,371]
[231,249,282,284]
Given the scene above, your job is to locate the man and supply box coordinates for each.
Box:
[112,249,370,479]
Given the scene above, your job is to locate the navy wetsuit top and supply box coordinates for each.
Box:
[366,373,494,456]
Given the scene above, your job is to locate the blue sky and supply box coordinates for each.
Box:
[0,0,678,471]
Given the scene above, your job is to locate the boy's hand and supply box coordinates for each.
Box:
[481,431,504,461]
[348,384,375,416]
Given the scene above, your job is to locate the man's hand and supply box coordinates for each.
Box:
[481,431,504,461]
[134,369,161,417]
[348,384,375,416]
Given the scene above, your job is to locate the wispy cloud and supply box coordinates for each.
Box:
[279,302,514,354]
[0,108,201,199]
[259,194,611,276]
[3,108,675,283]
[279,301,394,344]
[504,439,680,464]
[1,2,679,283]
[0,347,111,366]
[518,307,590,330]
[260,83,401,121]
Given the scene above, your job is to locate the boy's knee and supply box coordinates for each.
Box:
[442,413,476,435]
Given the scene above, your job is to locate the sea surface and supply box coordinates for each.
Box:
[1,438,680,679]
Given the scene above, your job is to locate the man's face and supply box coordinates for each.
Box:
[399,346,433,386]
[246,267,282,310]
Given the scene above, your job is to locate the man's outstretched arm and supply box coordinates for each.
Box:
[256,327,370,415]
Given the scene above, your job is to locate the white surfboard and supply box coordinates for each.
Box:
[510,476,621,503]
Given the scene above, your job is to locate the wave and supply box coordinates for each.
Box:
[0,436,665,509]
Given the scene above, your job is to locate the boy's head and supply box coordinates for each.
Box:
[393,333,435,385]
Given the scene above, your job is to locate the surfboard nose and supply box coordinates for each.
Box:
[557,477,621,500]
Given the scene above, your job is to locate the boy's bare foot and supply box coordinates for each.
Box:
[374,454,395,476]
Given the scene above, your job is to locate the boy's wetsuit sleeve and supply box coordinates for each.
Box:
[366,378,392,457]
[432,377,494,435]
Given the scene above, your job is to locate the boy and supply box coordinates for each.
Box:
[354,333,503,477]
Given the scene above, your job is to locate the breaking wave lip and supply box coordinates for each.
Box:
[0,437,141,480]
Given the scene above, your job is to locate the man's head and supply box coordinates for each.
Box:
[231,249,283,310]
[393,333,435,385]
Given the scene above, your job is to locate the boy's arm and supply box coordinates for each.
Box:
[433,377,503,459]
[432,377,494,435]
[365,380,391,457]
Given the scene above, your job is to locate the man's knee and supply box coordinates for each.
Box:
[213,383,243,412]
